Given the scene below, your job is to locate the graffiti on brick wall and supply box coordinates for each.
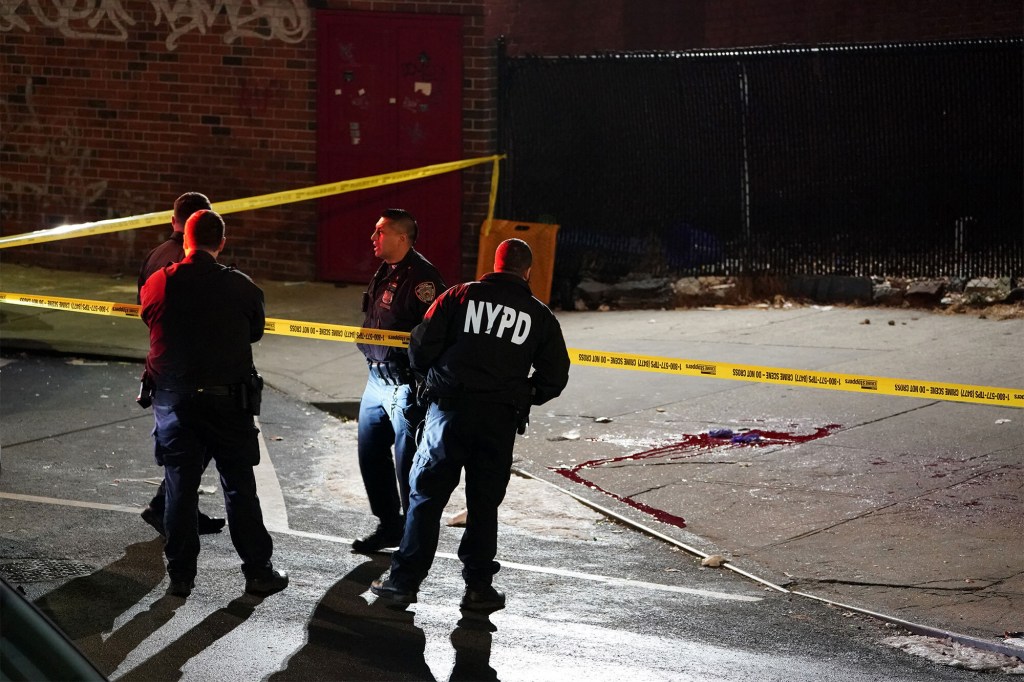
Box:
[0,78,109,223]
[238,75,282,120]
[155,0,310,50]
[1,0,137,41]
[0,0,311,50]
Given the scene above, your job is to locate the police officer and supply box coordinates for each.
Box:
[371,238,570,610]
[137,191,225,538]
[353,208,446,552]
[140,210,287,598]
[137,192,210,293]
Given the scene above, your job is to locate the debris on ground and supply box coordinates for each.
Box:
[882,635,1024,673]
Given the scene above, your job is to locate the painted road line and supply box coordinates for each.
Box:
[0,426,287,529]
[0,494,760,602]
[267,527,762,602]
[0,492,140,514]
[254,416,289,532]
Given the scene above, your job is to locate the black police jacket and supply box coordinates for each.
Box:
[140,250,265,391]
[136,230,184,303]
[357,248,445,365]
[408,272,570,407]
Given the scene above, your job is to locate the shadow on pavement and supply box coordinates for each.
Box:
[270,556,437,681]
[449,610,499,682]
[117,593,263,681]
[33,538,167,676]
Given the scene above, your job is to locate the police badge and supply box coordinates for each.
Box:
[415,282,437,303]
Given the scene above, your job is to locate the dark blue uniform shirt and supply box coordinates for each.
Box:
[137,230,185,302]
[358,248,445,365]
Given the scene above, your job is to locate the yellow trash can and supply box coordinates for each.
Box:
[476,220,560,304]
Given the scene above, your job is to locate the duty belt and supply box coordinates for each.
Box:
[156,385,238,396]
[367,361,413,386]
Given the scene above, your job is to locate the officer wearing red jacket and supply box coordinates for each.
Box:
[136,191,225,538]
[352,208,446,552]
[141,210,287,599]
[372,238,570,611]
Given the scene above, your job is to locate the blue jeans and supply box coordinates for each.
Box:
[152,391,273,582]
[389,400,517,590]
[357,371,423,525]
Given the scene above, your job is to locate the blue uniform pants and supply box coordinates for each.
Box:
[388,400,517,590]
[152,391,273,582]
[357,371,422,525]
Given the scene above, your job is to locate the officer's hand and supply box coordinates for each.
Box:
[415,378,430,407]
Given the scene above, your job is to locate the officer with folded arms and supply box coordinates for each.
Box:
[352,208,446,552]
[140,209,287,599]
[372,238,570,611]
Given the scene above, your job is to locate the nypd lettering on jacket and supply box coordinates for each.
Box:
[464,300,531,344]
[409,271,570,406]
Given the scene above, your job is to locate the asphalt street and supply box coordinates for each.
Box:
[1,263,1023,679]
[0,354,998,681]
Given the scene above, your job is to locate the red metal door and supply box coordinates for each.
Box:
[316,10,463,284]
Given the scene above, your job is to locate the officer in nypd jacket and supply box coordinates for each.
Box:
[352,208,446,552]
[375,238,570,602]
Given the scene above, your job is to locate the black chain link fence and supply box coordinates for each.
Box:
[497,39,1023,306]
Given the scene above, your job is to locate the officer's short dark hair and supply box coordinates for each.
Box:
[185,210,225,250]
[174,192,212,226]
[381,208,418,244]
[494,238,532,275]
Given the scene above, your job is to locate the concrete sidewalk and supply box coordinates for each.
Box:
[1,262,1022,658]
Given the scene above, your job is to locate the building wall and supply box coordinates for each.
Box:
[1,0,493,282]
[485,0,705,54]
[702,0,1024,46]
[2,1,1020,281]
[487,0,1022,55]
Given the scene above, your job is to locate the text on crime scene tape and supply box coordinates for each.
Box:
[1,291,1020,408]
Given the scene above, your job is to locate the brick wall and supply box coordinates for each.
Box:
[1,0,493,282]
[2,0,1019,282]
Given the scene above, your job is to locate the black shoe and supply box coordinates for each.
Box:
[352,523,404,553]
[370,577,417,604]
[141,506,165,537]
[460,585,505,612]
[198,513,226,535]
[166,579,194,598]
[245,569,289,596]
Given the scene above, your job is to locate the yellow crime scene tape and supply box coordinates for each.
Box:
[1,155,1020,408]
[0,292,408,349]
[1,291,1020,408]
[0,155,504,249]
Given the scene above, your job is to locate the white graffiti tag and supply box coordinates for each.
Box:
[151,0,221,50]
[0,78,108,222]
[2,0,136,41]
[223,0,309,45]
[0,0,310,49]
[0,0,32,32]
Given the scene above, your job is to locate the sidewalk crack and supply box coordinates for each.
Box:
[792,577,991,591]
[764,464,1011,549]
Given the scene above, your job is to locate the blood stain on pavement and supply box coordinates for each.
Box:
[550,424,841,529]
